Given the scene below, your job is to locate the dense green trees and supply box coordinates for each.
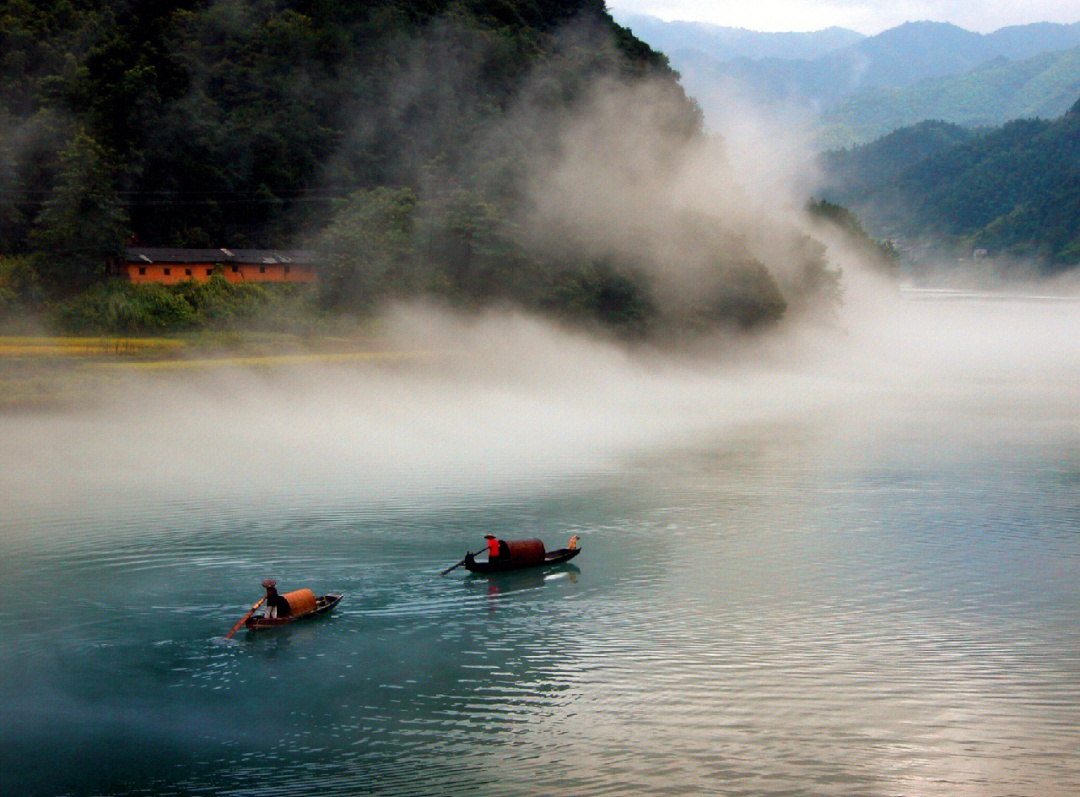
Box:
[1,0,842,335]
[1,1,679,255]
[821,103,1080,271]
[30,130,128,292]
[2,0,680,256]
[55,274,293,332]
[318,188,422,310]
[805,198,900,274]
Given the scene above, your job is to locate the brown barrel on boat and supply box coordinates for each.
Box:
[504,538,545,566]
[282,588,317,616]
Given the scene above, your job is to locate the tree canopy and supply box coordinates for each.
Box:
[820,102,1080,271]
[1,0,845,335]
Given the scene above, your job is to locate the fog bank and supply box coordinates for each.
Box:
[3,288,1080,532]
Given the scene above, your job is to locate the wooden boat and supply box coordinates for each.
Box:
[245,592,343,631]
[464,539,581,574]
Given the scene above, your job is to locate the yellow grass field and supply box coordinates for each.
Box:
[0,336,186,357]
[0,334,437,410]
[97,350,441,370]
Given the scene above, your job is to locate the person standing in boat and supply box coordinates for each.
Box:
[262,579,291,619]
[484,534,508,563]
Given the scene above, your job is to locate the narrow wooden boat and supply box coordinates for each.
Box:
[464,544,581,574]
[245,592,343,631]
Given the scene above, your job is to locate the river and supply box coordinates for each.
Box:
[2,297,1079,796]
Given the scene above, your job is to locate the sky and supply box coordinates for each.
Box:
[606,0,1080,35]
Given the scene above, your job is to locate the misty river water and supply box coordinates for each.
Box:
[2,296,1079,796]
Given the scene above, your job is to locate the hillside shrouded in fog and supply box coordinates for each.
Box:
[1,0,853,339]
[819,100,1080,273]
[605,11,1080,279]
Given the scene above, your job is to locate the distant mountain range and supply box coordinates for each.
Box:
[615,14,1080,146]
[612,14,863,61]
[817,45,1080,147]
[819,99,1080,270]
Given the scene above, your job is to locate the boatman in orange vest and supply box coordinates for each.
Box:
[262,579,291,619]
[484,534,507,563]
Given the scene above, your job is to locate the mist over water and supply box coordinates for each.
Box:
[2,288,1080,796]
[12,281,1070,524]
[5,4,1080,793]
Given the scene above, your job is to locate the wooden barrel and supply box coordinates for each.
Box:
[504,538,545,566]
[282,588,317,616]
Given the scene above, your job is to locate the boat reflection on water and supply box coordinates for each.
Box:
[467,563,581,599]
[238,610,343,654]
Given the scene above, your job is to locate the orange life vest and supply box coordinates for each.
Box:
[487,538,500,558]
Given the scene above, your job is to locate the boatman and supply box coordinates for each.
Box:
[484,534,507,563]
[262,579,291,619]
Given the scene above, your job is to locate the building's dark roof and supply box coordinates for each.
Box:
[124,248,319,265]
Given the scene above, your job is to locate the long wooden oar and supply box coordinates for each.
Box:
[440,548,486,576]
[224,597,265,639]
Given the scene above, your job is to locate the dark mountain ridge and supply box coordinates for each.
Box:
[820,101,1080,270]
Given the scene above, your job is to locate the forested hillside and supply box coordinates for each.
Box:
[2,0,665,259]
[820,100,1080,270]
[0,0,843,336]
[818,45,1080,147]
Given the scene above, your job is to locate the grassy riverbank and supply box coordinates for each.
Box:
[0,331,433,411]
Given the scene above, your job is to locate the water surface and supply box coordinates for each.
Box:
[2,300,1079,796]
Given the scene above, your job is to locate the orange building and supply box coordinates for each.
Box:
[111,248,319,285]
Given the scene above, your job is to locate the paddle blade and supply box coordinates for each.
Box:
[440,548,485,576]
[224,597,265,639]
[440,557,467,576]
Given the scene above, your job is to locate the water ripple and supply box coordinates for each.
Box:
[3,430,1080,796]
